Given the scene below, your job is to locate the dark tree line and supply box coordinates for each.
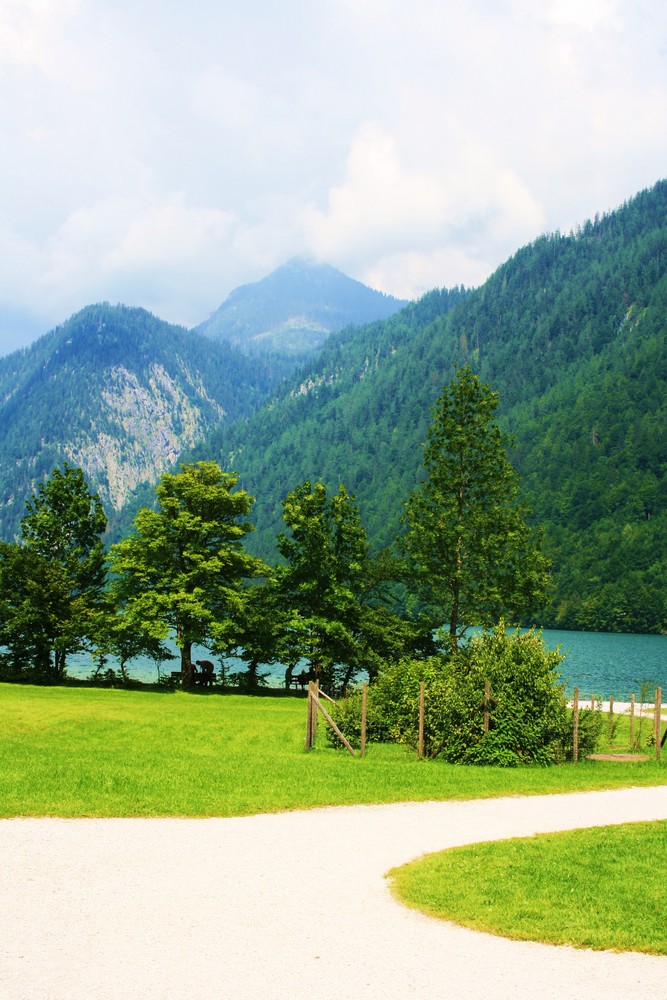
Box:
[0,369,548,690]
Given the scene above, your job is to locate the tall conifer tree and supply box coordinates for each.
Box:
[402,366,549,647]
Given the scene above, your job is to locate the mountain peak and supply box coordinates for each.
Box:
[196,259,409,357]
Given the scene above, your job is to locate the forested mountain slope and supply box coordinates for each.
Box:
[192,181,667,633]
[195,257,408,359]
[0,304,287,540]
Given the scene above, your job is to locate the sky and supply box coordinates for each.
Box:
[1,0,666,356]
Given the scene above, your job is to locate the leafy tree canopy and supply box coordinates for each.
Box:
[110,461,267,686]
[276,481,432,692]
[0,463,107,680]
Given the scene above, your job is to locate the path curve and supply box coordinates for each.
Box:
[1,786,666,999]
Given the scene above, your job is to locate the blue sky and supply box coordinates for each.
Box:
[1,0,666,355]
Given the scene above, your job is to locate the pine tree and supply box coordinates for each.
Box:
[402,367,550,647]
[0,463,107,679]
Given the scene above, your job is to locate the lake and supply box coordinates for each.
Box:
[66,628,666,701]
[542,629,665,700]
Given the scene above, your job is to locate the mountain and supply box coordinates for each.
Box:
[188,182,667,634]
[0,259,408,543]
[195,258,409,358]
[0,303,288,540]
[2,186,666,634]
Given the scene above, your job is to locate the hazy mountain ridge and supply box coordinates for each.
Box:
[0,261,408,542]
[195,258,409,357]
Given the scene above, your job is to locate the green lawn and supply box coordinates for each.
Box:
[388,820,667,955]
[1,683,665,817]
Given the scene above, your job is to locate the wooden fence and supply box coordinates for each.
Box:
[572,685,663,762]
[305,680,665,762]
[305,680,356,756]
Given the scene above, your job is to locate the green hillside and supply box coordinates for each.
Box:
[0,304,288,540]
[196,257,409,358]
[190,182,667,633]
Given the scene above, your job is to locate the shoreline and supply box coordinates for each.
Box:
[573,698,666,716]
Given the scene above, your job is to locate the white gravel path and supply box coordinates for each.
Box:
[1,786,666,1000]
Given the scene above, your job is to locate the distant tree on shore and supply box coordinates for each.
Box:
[276,480,433,693]
[0,463,108,681]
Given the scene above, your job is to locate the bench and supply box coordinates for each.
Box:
[169,670,217,687]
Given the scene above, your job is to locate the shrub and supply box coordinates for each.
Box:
[565,707,604,759]
[324,684,393,749]
[371,623,570,766]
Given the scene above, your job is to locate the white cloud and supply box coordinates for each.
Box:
[0,0,666,353]
[0,0,102,89]
[191,69,261,131]
[302,122,545,290]
[542,0,619,31]
[104,196,237,272]
[0,221,46,312]
[302,125,449,259]
[362,248,491,301]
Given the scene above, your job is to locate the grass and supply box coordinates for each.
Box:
[388,820,667,955]
[1,683,665,817]
[590,701,665,755]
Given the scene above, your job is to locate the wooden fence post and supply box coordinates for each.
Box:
[418,680,425,759]
[305,680,320,750]
[608,695,614,744]
[361,681,367,758]
[572,686,579,763]
[311,680,319,744]
[629,693,635,750]
[305,682,312,749]
[309,690,356,756]
[655,687,662,761]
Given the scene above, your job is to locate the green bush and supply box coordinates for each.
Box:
[368,624,570,766]
[324,684,393,749]
[569,707,604,758]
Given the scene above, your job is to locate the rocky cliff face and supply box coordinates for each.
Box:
[64,362,226,511]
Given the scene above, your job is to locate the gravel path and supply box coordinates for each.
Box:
[2,786,666,999]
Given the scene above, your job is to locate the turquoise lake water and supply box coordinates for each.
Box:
[540,629,665,700]
[67,629,666,701]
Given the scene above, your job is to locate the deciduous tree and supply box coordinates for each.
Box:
[0,463,107,680]
[110,461,266,687]
[276,481,430,692]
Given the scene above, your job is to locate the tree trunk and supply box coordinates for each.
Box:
[248,657,260,690]
[55,649,67,679]
[180,639,194,689]
[340,664,355,696]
